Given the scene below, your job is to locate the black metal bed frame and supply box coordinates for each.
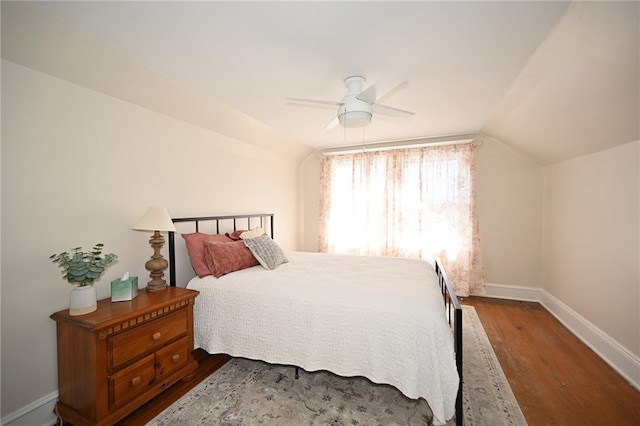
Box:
[436,257,464,426]
[167,213,463,426]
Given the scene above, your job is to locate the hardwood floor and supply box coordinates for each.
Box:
[106,297,640,425]
[465,297,640,426]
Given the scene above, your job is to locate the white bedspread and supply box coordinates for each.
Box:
[187,251,459,424]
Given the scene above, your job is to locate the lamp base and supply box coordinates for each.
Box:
[144,230,169,292]
[146,281,168,292]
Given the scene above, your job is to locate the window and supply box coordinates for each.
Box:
[319,144,484,296]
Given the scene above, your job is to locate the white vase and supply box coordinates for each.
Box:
[69,285,97,316]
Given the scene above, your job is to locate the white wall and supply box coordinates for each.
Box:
[1,58,304,421]
[543,141,640,357]
[0,4,311,421]
[475,137,543,289]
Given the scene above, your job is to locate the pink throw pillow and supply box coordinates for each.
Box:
[225,230,248,241]
[182,233,233,277]
[204,240,259,278]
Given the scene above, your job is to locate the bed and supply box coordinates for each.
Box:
[168,213,463,426]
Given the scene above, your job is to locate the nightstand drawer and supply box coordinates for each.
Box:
[156,337,190,379]
[110,309,188,369]
[109,354,156,409]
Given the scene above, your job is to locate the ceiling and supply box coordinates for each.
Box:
[28,1,639,165]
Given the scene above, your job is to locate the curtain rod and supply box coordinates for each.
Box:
[321,133,480,155]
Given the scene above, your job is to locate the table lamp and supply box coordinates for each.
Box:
[132,207,176,292]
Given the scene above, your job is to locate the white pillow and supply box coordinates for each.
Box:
[242,233,288,270]
[239,226,266,240]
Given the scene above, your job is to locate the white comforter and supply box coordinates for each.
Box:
[187,251,459,425]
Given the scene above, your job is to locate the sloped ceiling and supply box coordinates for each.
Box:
[483,1,640,164]
[18,1,640,164]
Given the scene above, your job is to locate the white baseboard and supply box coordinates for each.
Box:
[1,391,58,426]
[484,282,541,302]
[540,290,640,391]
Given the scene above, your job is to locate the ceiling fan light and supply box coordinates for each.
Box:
[338,110,372,128]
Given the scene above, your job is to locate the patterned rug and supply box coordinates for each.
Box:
[150,306,526,425]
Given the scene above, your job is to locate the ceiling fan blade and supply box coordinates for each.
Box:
[285,96,340,108]
[358,79,407,104]
[373,103,415,119]
[358,85,377,104]
[323,116,340,131]
[376,80,407,102]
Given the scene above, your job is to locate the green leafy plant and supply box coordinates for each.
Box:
[50,244,118,286]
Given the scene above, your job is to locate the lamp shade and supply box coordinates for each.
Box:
[132,207,177,232]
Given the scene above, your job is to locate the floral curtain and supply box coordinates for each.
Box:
[319,143,485,297]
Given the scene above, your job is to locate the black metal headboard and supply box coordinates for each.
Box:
[168,213,275,287]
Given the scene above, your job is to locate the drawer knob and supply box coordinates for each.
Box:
[152,332,162,341]
[171,354,180,362]
[131,376,141,386]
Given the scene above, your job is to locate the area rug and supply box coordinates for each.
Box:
[150,306,526,425]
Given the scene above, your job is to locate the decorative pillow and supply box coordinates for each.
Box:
[225,230,248,241]
[203,240,259,278]
[239,226,266,240]
[182,233,233,277]
[242,233,288,270]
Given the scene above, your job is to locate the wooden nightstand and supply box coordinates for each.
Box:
[50,287,199,426]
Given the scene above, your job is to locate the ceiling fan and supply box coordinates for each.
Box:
[286,76,415,131]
